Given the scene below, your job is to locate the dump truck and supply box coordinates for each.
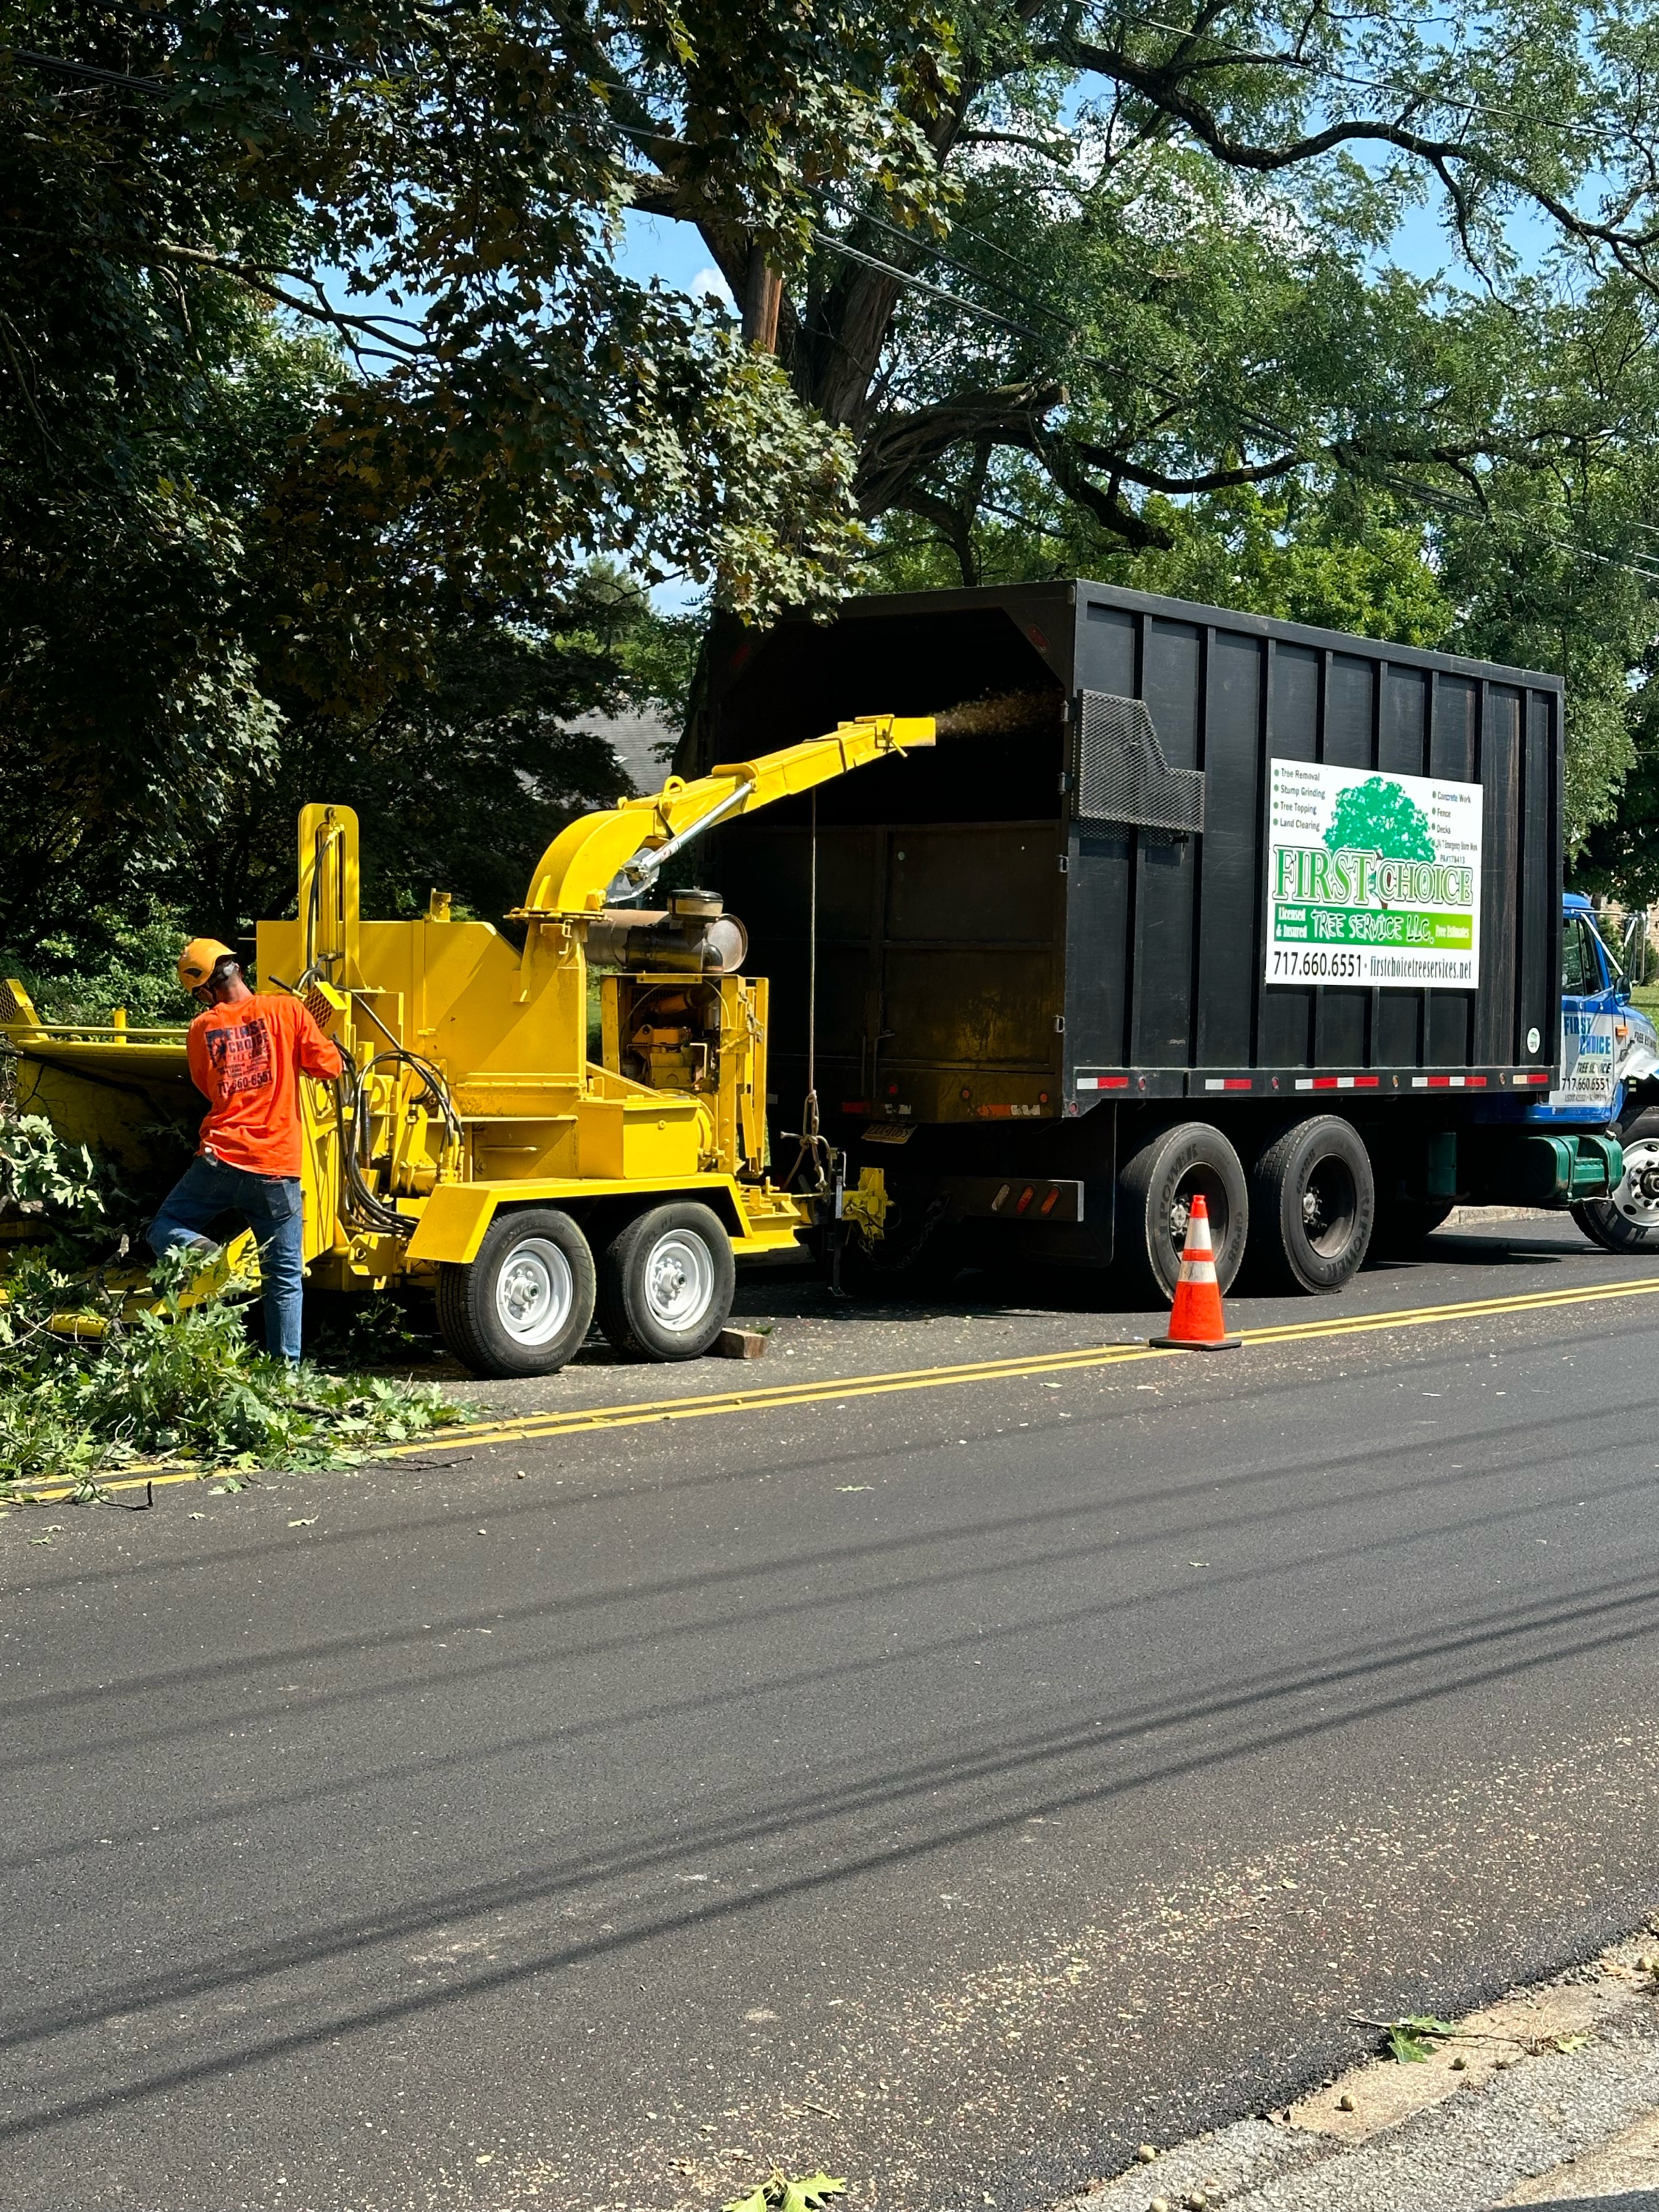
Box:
[693,579,1658,1298]
[0,716,933,1374]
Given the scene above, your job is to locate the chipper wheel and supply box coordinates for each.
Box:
[436,1208,597,1377]
[596,1202,735,1361]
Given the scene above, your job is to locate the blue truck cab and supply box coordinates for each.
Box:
[1533,891,1659,1248]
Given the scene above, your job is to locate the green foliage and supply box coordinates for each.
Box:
[1,0,947,956]
[307,1290,433,1372]
[1574,656,1659,905]
[0,1122,464,1484]
[185,569,653,933]
[15,0,1659,927]
[873,478,1454,650]
[1135,490,1453,650]
[0,1116,101,1224]
[0,900,198,1027]
[1324,781,1436,863]
[724,2175,847,2212]
[1385,2015,1456,2064]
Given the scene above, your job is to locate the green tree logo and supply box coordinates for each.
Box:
[1324,777,1436,861]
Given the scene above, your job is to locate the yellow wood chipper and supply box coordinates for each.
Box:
[0,714,933,1374]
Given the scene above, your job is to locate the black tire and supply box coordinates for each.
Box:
[1573,1105,1659,1252]
[1247,1116,1375,1294]
[596,1202,736,1360]
[1116,1121,1248,1304]
[1368,1197,1455,1260]
[435,1208,596,1377]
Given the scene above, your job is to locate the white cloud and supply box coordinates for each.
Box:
[690,263,736,307]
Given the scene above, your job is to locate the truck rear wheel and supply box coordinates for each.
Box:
[1116,1122,1248,1304]
[1573,1105,1659,1251]
[597,1202,735,1360]
[436,1208,597,1377]
[1248,1116,1374,1293]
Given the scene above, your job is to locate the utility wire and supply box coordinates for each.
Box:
[810,215,1659,585]
[4,46,164,92]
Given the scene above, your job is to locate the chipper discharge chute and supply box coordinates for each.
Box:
[1,716,934,1375]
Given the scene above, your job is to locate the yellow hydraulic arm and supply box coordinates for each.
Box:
[513,714,936,919]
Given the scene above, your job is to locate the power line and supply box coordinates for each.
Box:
[810,217,1659,588]
[594,84,1659,590]
[4,46,164,92]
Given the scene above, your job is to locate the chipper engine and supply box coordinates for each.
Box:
[0,716,934,1375]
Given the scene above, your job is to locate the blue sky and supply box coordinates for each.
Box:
[615,210,734,307]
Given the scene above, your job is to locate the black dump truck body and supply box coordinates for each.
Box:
[700,581,1612,1296]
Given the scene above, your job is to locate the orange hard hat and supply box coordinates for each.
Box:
[177,937,238,992]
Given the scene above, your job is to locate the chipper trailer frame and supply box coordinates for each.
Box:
[0,715,934,1375]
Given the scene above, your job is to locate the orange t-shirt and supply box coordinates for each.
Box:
[186,995,343,1178]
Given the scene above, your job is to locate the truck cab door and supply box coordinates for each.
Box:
[1548,908,1622,1120]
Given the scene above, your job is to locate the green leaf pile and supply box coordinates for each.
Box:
[0,1121,465,1487]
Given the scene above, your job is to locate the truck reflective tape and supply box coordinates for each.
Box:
[1298,1074,1380,1091]
[1204,1077,1253,1091]
[1077,1075,1130,1091]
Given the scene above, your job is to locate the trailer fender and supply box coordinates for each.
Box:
[406,1184,499,1265]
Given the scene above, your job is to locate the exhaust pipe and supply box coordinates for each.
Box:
[582,890,748,975]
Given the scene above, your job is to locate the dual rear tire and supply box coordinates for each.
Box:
[1245,1115,1375,1293]
[437,1202,734,1377]
[1115,1113,1376,1303]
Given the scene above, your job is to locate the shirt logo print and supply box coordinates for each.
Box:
[206,1018,273,1098]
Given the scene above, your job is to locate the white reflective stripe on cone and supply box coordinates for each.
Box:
[1178,1256,1218,1284]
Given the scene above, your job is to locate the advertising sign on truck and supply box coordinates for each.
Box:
[1265,761,1484,990]
[1551,1009,1619,1113]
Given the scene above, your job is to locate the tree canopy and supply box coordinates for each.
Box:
[7,0,1659,958]
[630,0,1659,842]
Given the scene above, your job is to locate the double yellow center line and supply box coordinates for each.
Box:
[13,1272,1659,1505]
[403,1270,1659,1452]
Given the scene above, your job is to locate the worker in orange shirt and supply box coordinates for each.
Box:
[147,939,343,1366]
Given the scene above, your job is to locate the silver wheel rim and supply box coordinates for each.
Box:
[494,1236,576,1347]
[1612,1138,1659,1228]
[643,1229,715,1334]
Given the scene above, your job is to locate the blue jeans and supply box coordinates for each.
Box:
[147,1156,307,1363]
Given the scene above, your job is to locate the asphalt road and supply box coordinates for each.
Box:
[7,1220,1659,2212]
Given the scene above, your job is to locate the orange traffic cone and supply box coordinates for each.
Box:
[1150,1193,1241,1350]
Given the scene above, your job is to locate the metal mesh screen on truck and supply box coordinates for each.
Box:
[1072,690,1206,835]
